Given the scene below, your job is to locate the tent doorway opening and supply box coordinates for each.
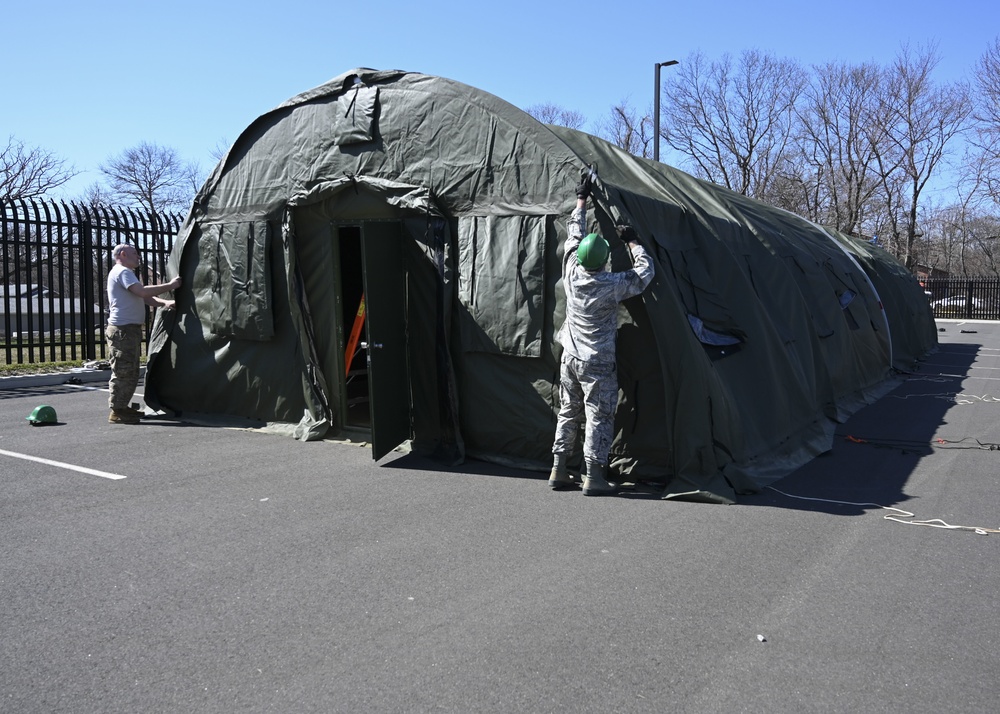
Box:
[338,225,370,430]
[335,220,411,460]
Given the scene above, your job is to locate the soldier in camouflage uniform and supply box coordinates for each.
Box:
[106,244,180,424]
[549,173,654,495]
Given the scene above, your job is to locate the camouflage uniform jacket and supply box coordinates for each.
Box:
[556,206,654,365]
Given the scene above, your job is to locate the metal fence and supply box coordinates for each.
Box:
[2,198,181,365]
[922,277,1000,320]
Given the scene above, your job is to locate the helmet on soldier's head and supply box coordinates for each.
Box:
[27,405,57,426]
[577,233,609,271]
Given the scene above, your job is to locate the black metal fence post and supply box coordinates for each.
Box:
[79,213,96,360]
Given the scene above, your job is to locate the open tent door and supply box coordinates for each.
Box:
[360,220,411,460]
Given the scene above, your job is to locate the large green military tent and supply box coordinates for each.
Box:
[145,68,938,503]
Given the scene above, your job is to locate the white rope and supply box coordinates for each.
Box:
[955,393,1000,403]
[890,391,1000,403]
[902,374,964,383]
[766,486,999,536]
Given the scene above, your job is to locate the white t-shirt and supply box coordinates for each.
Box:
[107,264,145,325]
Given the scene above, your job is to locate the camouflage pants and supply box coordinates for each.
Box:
[106,324,142,409]
[552,354,618,465]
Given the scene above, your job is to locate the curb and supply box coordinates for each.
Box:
[0,367,144,391]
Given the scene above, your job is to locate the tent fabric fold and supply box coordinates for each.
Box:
[145,68,937,503]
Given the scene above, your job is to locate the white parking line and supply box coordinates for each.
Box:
[67,383,145,399]
[0,448,126,480]
[66,384,105,392]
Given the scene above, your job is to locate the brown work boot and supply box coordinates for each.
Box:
[109,407,141,425]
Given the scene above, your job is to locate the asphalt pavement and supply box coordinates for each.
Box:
[1,319,998,713]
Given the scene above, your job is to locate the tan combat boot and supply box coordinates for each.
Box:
[548,453,576,490]
[109,407,141,425]
[582,460,616,496]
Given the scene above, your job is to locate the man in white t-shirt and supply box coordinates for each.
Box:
[106,244,180,424]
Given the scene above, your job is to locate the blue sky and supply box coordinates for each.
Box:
[4,0,998,200]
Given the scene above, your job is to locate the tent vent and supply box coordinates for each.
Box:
[687,314,742,347]
[838,289,856,309]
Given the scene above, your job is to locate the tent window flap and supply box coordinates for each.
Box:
[457,215,548,357]
[204,221,274,340]
[337,85,379,145]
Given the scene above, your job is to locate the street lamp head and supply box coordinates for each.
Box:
[654,60,679,162]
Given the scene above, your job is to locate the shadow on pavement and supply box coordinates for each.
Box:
[0,383,95,401]
[744,334,982,514]
[382,452,540,481]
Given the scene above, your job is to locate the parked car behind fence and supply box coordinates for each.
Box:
[923,277,1000,320]
[930,295,986,319]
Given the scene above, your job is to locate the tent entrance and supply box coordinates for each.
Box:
[338,226,370,430]
[336,221,411,460]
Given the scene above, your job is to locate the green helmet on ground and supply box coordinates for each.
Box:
[577,233,609,271]
[27,404,57,426]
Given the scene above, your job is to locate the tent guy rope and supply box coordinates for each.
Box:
[766,486,999,536]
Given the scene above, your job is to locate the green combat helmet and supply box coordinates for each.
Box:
[577,233,610,271]
[26,405,57,426]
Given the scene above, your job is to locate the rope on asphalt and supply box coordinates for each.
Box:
[889,391,1000,403]
[841,434,1000,451]
[766,486,1000,536]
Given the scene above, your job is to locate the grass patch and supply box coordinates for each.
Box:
[2,355,150,376]
[2,337,150,376]
[0,360,88,376]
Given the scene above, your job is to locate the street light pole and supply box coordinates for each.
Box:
[653,60,678,162]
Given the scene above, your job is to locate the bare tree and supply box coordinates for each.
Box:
[926,204,963,273]
[1,138,80,297]
[80,181,114,208]
[1,135,77,200]
[927,204,1000,276]
[873,45,972,269]
[791,61,887,235]
[209,137,232,165]
[595,99,653,158]
[969,36,1000,206]
[524,103,586,130]
[966,213,1000,275]
[99,141,200,215]
[660,49,807,200]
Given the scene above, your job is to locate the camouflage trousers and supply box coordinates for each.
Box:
[552,354,618,465]
[106,324,142,409]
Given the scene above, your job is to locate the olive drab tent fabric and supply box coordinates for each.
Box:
[145,68,938,503]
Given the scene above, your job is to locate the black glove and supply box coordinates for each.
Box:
[575,168,592,199]
[616,224,637,243]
